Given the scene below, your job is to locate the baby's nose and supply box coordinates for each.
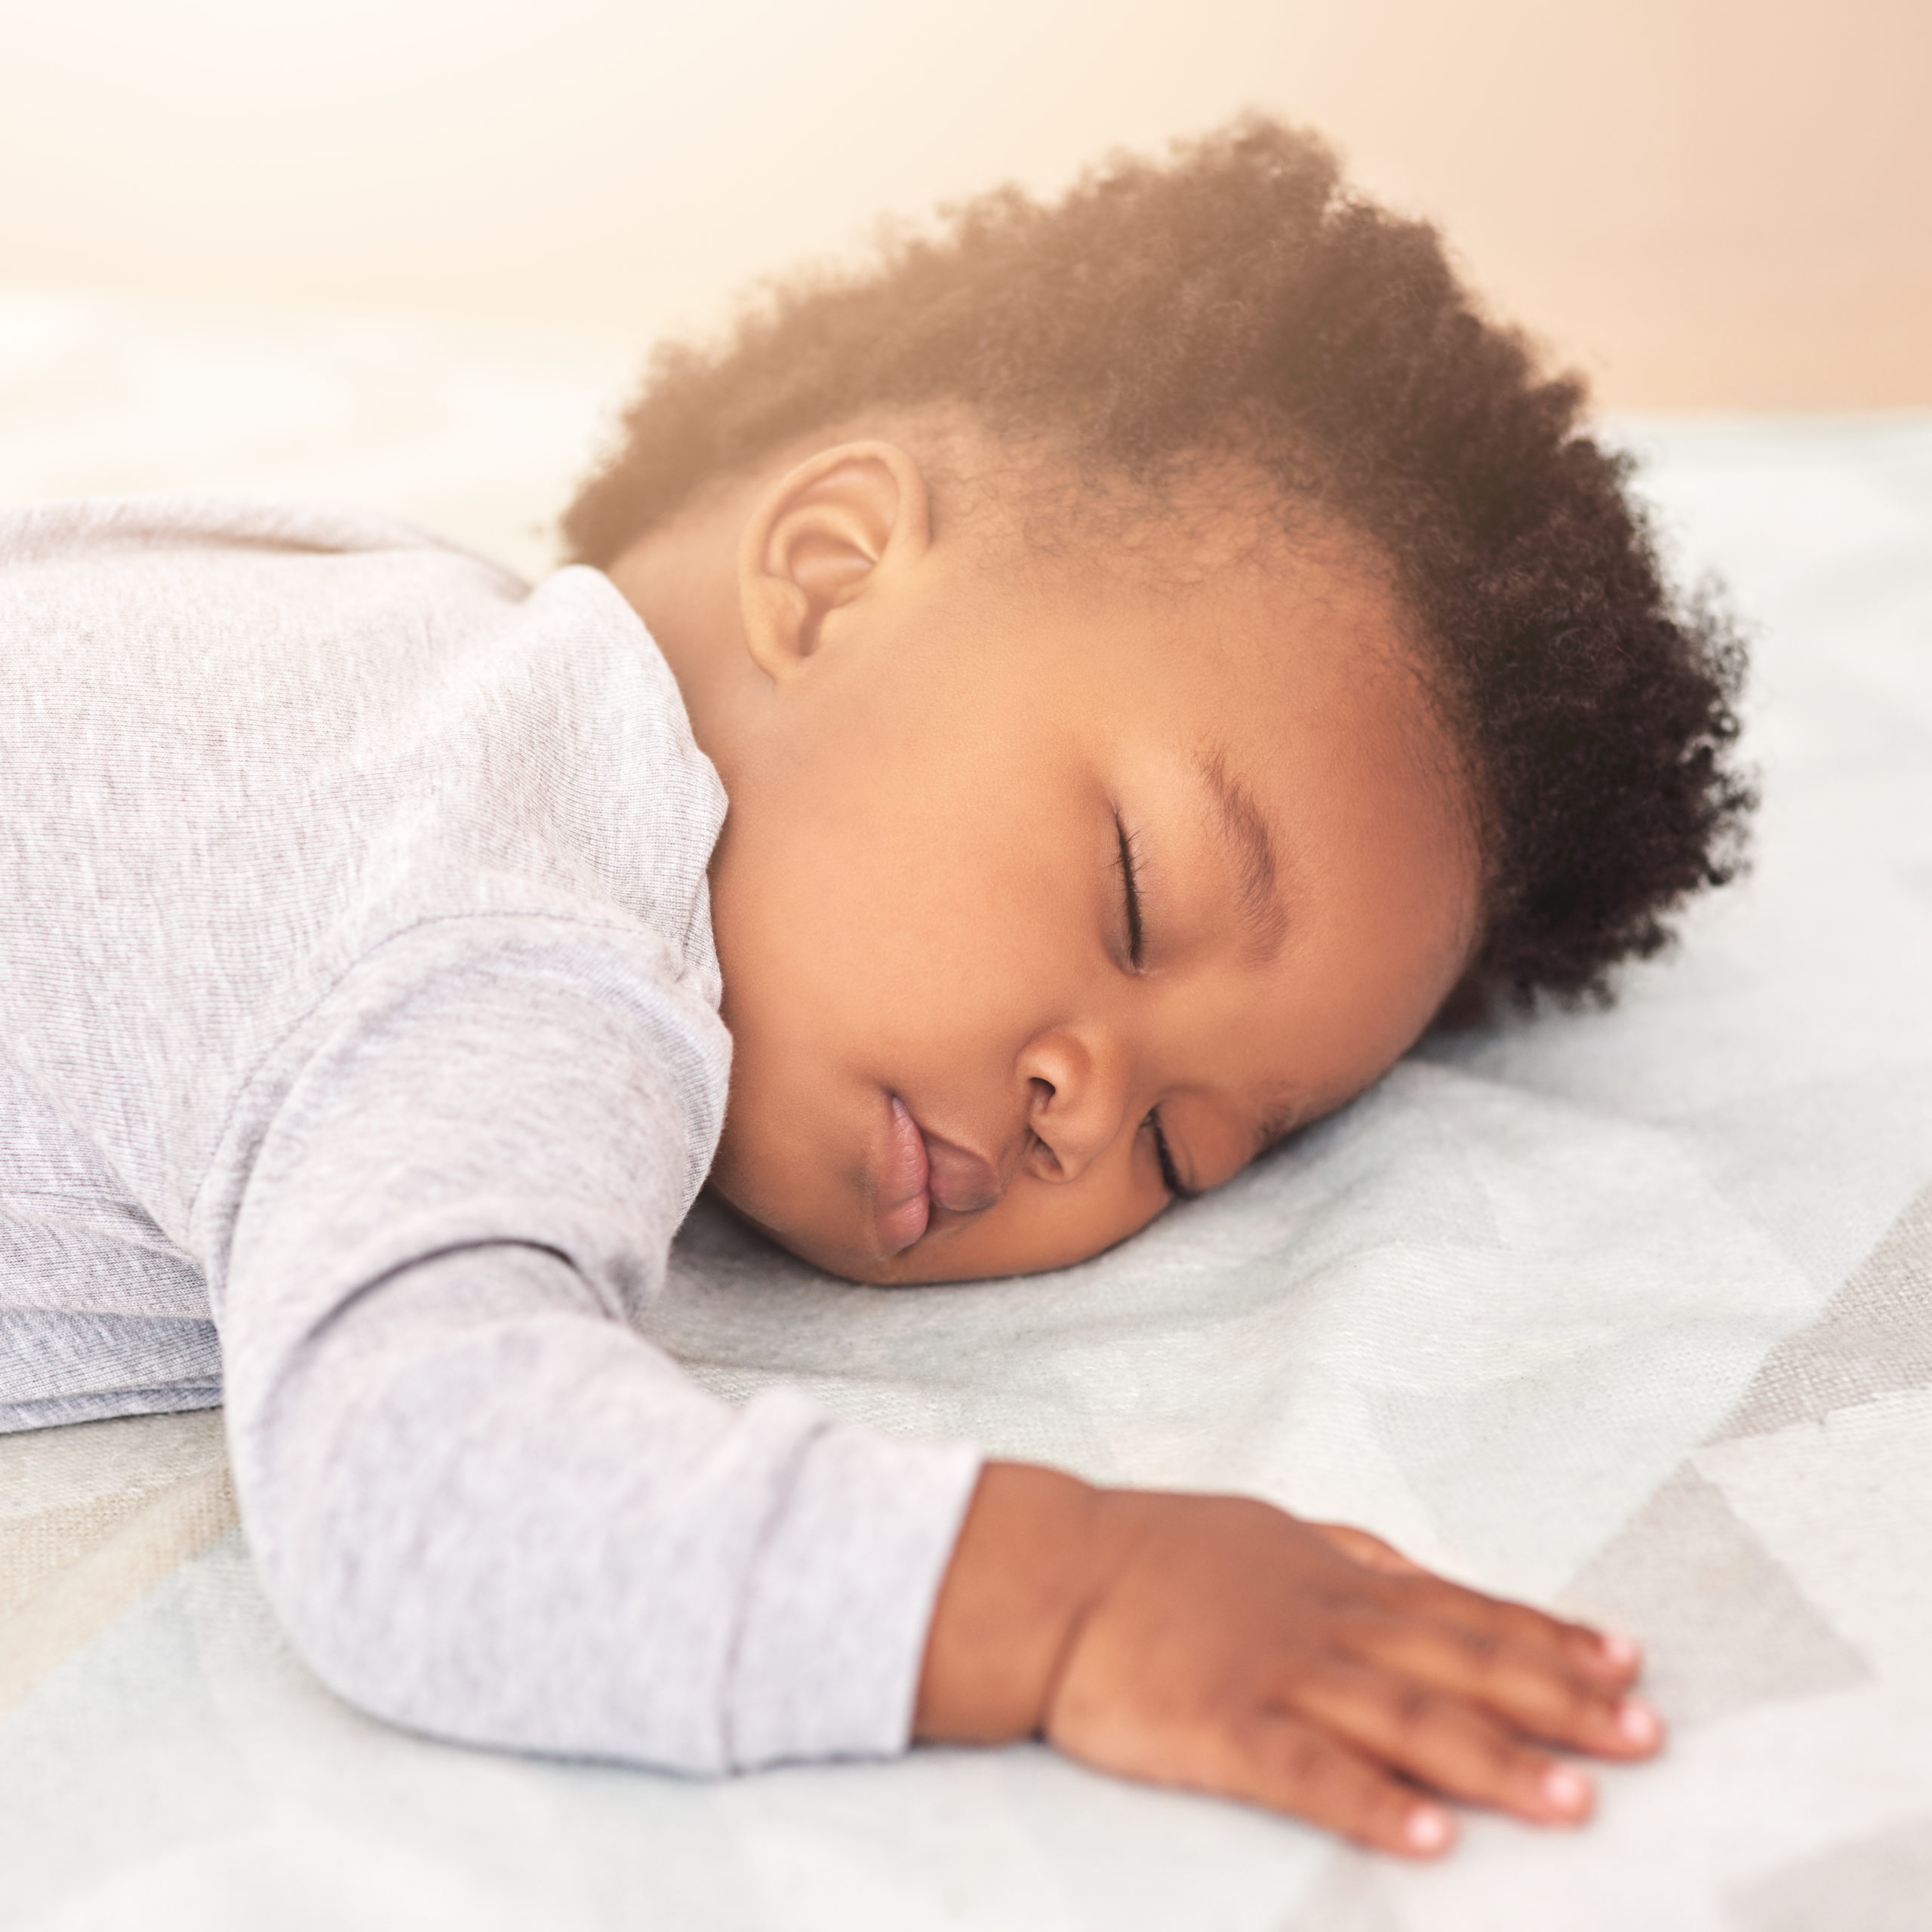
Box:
[922,1133,1004,1214]
[1017,1028,1132,1186]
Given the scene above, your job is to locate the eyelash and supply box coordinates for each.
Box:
[1146,1109,1197,1200]
[1115,814,1197,1201]
[1114,815,1146,969]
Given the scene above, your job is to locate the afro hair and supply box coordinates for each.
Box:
[564,116,1754,1010]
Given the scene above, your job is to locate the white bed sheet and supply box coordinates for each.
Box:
[2,297,1928,1932]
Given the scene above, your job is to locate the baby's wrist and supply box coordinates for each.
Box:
[913,1460,1112,1743]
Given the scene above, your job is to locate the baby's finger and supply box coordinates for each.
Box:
[1287,1663,1596,1826]
[1227,1712,1458,1858]
[1352,1613,1663,1759]
[1387,1575,1644,1690]
[1306,1522,1429,1577]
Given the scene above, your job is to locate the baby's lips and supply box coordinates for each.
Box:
[921,1132,1003,1214]
[875,1097,932,1254]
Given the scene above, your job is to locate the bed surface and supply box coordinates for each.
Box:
[2,297,1929,1931]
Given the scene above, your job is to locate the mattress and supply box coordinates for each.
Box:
[2,294,1929,1930]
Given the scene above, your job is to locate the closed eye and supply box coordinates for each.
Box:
[1114,814,1145,969]
[1116,818,1197,1200]
[1145,1109,1200,1201]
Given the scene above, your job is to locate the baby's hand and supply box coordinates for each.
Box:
[915,1464,1660,1857]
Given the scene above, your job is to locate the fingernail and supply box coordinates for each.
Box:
[1404,1805,1454,1854]
[1540,1764,1592,1815]
[1598,1630,1641,1670]
[1616,1697,1661,1748]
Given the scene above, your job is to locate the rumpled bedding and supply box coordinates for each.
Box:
[2,297,1929,1930]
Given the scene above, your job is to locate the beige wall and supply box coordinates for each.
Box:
[0,0,1924,408]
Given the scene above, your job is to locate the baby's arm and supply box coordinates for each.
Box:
[213,918,1652,1841]
[916,1464,1660,1857]
[214,918,978,1770]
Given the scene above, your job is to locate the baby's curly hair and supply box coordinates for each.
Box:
[565,116,1753,1011]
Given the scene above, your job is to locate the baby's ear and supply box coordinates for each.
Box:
[737,442,931,680]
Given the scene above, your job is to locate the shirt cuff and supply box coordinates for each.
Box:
[723,1389,983,1769]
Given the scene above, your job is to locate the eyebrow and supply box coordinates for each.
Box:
[1195,746,1291,966]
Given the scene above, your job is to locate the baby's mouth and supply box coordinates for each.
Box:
[876,1097,931,1255]
[875,1097,1004,1255]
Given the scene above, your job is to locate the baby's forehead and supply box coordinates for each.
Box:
[1023,534,1427,728]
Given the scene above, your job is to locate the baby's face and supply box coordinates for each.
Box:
[673,456,1478,1283]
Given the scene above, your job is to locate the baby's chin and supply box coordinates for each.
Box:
[699,1179,1017,1285]
[700,1174,900,1284]
[789,1204,1164,1287]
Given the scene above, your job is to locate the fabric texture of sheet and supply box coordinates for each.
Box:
[0,304,1927,1931]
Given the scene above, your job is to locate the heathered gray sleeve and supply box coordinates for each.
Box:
[214,915,981,1772]
[0,500,983,1774]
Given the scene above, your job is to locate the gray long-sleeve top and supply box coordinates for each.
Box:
[0,497,980,1770]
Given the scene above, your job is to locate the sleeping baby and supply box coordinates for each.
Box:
[0,120,1752,1857]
